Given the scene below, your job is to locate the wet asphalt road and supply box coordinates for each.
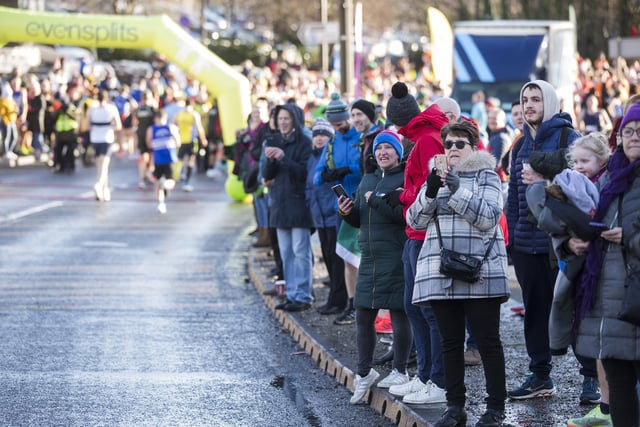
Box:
[0,156,393,427]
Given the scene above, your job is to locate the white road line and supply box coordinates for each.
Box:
[0,201,64,223]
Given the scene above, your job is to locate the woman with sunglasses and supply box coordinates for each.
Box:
[406,121,510,427]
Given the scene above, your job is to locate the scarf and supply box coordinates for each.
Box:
[574,148,639,327]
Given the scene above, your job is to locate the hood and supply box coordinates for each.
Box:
[274,103,306,136]
[451,149,497,173]
[520,79,560,137]
[399,104,449,142]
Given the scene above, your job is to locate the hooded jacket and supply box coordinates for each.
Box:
[506,80,581,253]
[407,150,510,303]
[262,103,313,229]
[398,104,450,240]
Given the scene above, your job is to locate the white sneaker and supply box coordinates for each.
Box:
[102,187,111,202]
[389,376,426,397]
[403,380,447,404]
[206,168,225,179]
[157,202,167,214]
[5,152,17,160]
[93,183,103,201]
[377,369,410,389]
[138,181,147,189]
[182,184,194,192]
[350,369,380,404]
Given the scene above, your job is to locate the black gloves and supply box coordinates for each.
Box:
[446,170,460,194]
[321,166,351,182]
[382,189,402,208]
[425,169,443,198]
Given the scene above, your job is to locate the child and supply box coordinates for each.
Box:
[146,110,179,214]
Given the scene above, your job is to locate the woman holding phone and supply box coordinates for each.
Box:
[337,130,411,405]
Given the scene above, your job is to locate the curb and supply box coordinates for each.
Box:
[248,249,431,427]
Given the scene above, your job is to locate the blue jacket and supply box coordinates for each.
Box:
[313,126,362,199]
[506,112,580,254]
[307,146,338,229]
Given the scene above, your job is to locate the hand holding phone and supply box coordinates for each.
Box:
[589,221,610,232]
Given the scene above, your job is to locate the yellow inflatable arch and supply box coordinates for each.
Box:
[0,6,251,148]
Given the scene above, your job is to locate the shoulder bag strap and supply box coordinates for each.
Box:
[434,210,498,261]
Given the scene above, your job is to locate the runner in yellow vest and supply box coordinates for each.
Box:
[171,98,207,192]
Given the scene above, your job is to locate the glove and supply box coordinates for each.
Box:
[446,170,460,194]
[321,169,337,182]
[334,166,351,180]
[382,189,402,208]
[425,169,443,198]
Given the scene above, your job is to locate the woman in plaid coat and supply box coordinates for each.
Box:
[406,121,509,427]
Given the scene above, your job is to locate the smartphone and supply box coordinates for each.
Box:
[434,154,448,176]
[331,184,349,199]
[589,221,610,231]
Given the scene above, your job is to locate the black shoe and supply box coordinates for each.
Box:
[372,349,393,365]
[269,266,282,277]
[275,301,291,310]
[475,408,504,427]
[284,301,311,312]
[317,304,345,315]
[434,406,467,427]
[334,308,356,325]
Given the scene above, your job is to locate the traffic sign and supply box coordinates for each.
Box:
[297,21,339,45]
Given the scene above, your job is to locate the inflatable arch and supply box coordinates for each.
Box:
[0,6,251,148]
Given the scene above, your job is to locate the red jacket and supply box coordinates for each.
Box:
[398,104,450,240]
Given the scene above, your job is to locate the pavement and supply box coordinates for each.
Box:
[247,239,594,427]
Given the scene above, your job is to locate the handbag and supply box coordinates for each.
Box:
[618,249,640,326]
[434,212,497,283]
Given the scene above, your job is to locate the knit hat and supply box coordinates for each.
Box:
[312,118,335,138]
[553,169,599,216]
[386,82,421,127]
[351,99,376,123]
[325,92,350,123]
[434,97,461,120]
[373,129,403,159]
[620,103,640,132]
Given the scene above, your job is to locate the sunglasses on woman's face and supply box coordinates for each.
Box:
[444,139,471,150]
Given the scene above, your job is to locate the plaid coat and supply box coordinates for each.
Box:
[406,150,510,304]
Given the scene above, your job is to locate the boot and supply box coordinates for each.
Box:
[252,227,271,248]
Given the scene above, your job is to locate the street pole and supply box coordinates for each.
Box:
[339,0,354,98]
[320,0,328,73]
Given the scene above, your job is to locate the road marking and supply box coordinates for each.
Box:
[0,201,64,223]
[81,241,129,248]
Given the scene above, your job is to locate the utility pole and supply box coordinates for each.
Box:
[339,0,354,98]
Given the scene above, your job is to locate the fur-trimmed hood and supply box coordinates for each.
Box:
[428,150,496,174]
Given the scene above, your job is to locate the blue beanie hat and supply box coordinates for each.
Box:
[373,129,403,159]
[325,92,350,123]
[620,103,640,132]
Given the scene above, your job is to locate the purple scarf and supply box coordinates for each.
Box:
[575,148,639,327]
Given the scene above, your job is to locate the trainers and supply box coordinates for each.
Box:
[350,369,380,404]
[334,308,356,325]
[508,374,556,400]
[580,376,601,404]
[138,181,147,189]
[567,405,612,427]
[389,376,426,397]
[476,408,505,427]
[403,380,447,404]
[377,369,409,389]
[157,202,167,214]
[183,184,194,192]
[374,312,393,334]
[102,187,111,202]
[464,348,482,366]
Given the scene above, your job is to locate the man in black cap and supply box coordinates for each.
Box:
[351,98,383,175]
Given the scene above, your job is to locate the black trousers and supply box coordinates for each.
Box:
[602,358,640,427]
[431,298,506,411]
[317,226,347,308]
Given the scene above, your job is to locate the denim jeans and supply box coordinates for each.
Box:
[253,194,269,227]
[402,239,445,388]
[276,228,313,304]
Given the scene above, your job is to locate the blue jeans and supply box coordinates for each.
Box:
[402,239,445,388]
[254,194,268,227]
[276,228,313,304]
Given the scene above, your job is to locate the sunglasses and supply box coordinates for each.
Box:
[444,139,471,150]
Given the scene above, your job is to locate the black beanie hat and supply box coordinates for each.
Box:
[351,99,376,123]
[386,82,421,127]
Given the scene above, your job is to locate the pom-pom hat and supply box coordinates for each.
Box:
[386,82,421,127]
[325,93,350,123]
[373,129,403,159]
